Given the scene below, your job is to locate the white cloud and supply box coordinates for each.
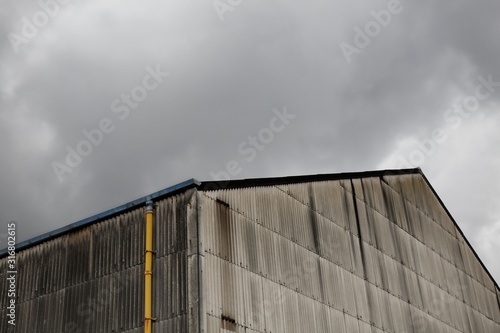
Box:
[476,220,500,281]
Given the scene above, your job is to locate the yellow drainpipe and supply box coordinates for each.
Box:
[144,199,156,333]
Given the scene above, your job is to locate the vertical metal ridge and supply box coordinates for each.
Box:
[199,179,500,332]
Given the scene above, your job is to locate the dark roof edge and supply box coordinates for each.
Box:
[417,170,499,289]
[0,178,200,258]
[1,169,419,258]
[198,168,422,190]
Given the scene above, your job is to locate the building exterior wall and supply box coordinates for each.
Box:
[1,171,499,333]
[0,189,197,333]
[199,174,500,332]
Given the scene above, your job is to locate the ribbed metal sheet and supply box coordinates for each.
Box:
[0,189,197,333]
[199,174,500,332]
[1,171,498,333]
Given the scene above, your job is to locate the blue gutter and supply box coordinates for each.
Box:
[0,178,200,257]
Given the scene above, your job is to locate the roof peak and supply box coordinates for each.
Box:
[0,168,422,256]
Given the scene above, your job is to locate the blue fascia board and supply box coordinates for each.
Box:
[0,178,200,257]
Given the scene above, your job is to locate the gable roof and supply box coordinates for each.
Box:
[1,168,497,289]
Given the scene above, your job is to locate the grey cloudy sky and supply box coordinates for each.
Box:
[1,0,499,282]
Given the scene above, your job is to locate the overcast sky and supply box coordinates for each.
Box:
[1,0,499,283]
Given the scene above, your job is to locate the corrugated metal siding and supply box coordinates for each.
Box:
[1,171,498,333]
[0,209,146,333]
[200,174,500,332]
[153,189,200,333]
[0,189,197,333]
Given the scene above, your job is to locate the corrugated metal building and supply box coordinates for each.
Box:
[1,168,499,332]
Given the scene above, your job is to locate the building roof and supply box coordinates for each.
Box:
[0,178,200,257]
[1,167,497,288]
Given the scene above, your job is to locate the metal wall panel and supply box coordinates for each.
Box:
[0,189,196,333]
[200,174,500,333]
[1,172,498,333]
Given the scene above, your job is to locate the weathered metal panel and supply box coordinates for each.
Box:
[0,189,196,333]
[200,174,500,333]
[152,189,197,332]
[1,170,498,333]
